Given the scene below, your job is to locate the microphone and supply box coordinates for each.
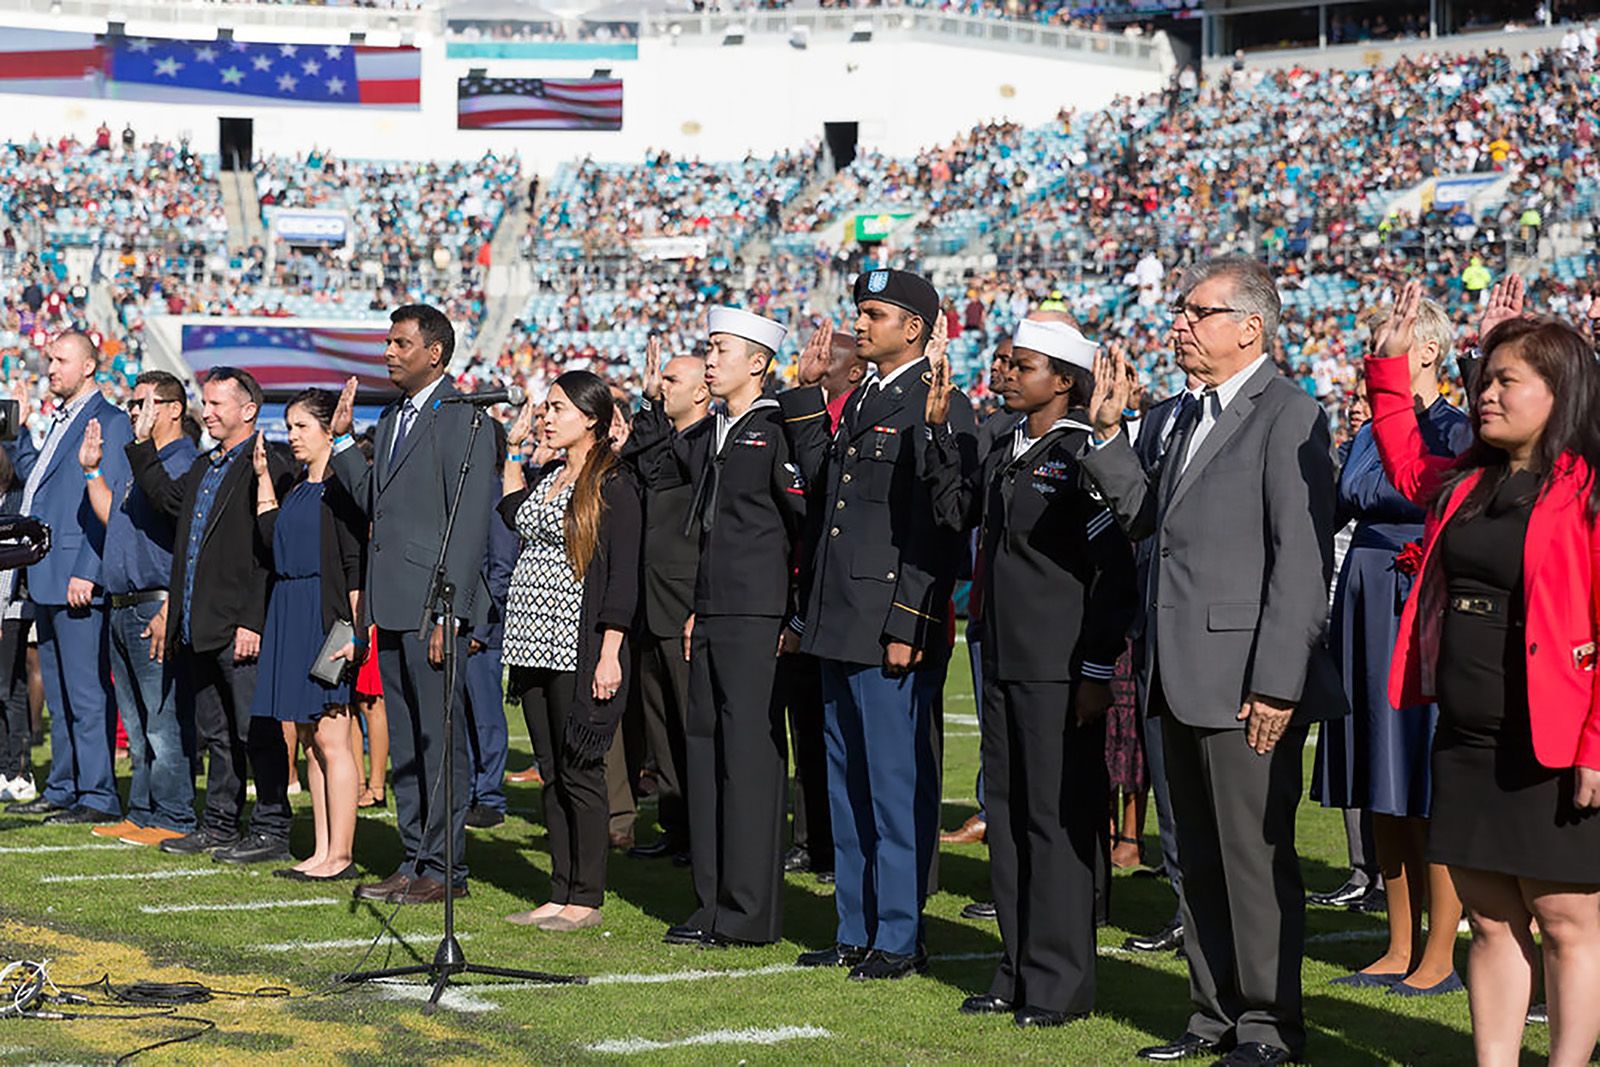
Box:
[434,384,527,408]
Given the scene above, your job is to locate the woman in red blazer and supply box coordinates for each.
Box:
[1368,279,1600,1067]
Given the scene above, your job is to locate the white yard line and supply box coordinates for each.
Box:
[41,868,222,884]
[587,1025,832,1055]
[251,934,472,952]
[139,897,340,914]
[0,843,133,855]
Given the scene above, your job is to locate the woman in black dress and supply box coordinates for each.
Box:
[1368,280,1600,1067]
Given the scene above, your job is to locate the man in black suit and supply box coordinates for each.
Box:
[127,366,298,864]
[621,343,710,859]
[781,270,979,981]
[329,305,499,906]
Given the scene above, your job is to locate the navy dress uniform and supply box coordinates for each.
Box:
[928,319,1138,1022]
[633,308,808,946]
[780,269,979,972]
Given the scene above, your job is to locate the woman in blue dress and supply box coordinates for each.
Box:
[251,389,368,882]
[1312,297,1473,995]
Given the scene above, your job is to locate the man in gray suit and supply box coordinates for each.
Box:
[1080,255,1345,1067]
[329,305,499,906]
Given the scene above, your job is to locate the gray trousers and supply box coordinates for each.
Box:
[1154,681,1308,1057]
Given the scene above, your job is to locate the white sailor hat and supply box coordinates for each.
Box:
[707,306,788,354]
[1012,319,1098,372]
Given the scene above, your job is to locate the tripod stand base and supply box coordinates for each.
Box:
[338,934,586,1013]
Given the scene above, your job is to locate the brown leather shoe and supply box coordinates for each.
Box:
[389,875,469,905]
[609,830,635,851]
[354,870,415,902]
[506,767,543,785]
[941,815,987,845]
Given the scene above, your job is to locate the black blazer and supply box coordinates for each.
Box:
[620,401,702,639]
[256,476,367,637]
[500,462,642,760]
[129,436,298,654]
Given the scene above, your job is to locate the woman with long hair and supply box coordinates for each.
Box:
[1369,279,1600,1067]
[499,371,640,932]
[251,389,368,881]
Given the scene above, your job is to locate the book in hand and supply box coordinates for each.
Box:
[311,618,357,686]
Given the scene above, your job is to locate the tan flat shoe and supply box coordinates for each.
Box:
[506,908,561,926]
[537,910,603,932]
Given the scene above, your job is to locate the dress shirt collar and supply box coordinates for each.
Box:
[404,374,447,415]
[868,356,928,393]
[1207,352,1271,413]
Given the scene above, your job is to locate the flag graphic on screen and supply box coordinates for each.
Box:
[0,27,420,108]
[182,325,394,391]
[458,77,623,131]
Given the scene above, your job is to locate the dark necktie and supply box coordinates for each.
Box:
[1163,393,1204,502]
[390,403,416,465]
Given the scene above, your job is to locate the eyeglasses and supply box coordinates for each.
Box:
[1170,300,1245,324]
[128,397,181,410]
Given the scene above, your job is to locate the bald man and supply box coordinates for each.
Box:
[8,332,133,824]
[621,348,711,859]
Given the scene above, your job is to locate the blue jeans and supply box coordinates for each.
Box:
[464,645,508,813]
[109,599,195,832]
[820,659,941,957]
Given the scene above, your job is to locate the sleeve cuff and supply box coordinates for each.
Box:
[1078,661,1117,682]
[786,615,805,635]
[1086,508,1115,540]
[1089,429,1120,450]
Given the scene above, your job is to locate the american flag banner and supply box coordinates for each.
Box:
[458,77,623,131]
[0,28,420,108]
[181,324,394,392]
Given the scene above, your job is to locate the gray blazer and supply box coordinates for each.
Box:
[332,376,499,634]
[1079,359,1348,729]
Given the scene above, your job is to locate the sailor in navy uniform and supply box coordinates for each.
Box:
[779,268,980,980]
[632,307,808,948]
[927,319,1137,1026]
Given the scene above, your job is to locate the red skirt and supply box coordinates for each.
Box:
[355,624,383,697]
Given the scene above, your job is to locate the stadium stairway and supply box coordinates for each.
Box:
[221,165,266,251]
[468,194,535,372]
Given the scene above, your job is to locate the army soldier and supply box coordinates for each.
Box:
[927,318,1137,1026]
[632,307,808,948]
[781,269,979,980]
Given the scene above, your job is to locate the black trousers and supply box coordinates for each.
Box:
[1153,678,1309,1056]
[376,627,472,884]
[983,676,1103,1014]
[685,614,787,943]
[516,666,608,907]
[179,641,290,842]
[0,621,32,780]
[635,631,690,841]
[778,651,832,865]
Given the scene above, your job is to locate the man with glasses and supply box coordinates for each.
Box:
[1081,255,1347,1067]
[77,371,198,847]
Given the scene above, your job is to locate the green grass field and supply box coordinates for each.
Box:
[0,652,1537,1064]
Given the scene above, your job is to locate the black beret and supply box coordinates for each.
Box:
[853,269,940,337]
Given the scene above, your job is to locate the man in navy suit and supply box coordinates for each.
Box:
[9,332,132,823]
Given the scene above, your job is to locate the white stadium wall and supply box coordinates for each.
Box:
[0,10,1163,169]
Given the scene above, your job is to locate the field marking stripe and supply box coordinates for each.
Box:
[139,897,340,914]
[252,933,472,952]
[0,843,135,854]
[587,1025,832,1054]
[42,868,222,884]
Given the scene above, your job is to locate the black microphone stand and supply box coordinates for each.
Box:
[338,405,584,1012]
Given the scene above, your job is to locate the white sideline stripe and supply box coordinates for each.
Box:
[42,868,222,884]
[588,1025,832,1055]
[139,897,340,914]
[0,843,134,855]
[253,933,472,952]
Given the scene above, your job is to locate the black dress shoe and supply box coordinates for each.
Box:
[44,805,122,825]
[213,833,291,865]
[959,993,1013,1015]
[273,867,310,881]
[796,942,867,968]
[8,796,67,816]
[783,846,812,872]
[1136,1031,1224,1062]
[1347,885,1387,914]
[663,924,713,946]
[1125,920,1185,953]
[1527,1003,1548,1025]
[961,900,998,921]
[629,836,688,860]
[160,826,240,854]
[1014,1006,1085,1028]
[848,948,928,981]
[703,932,770,949]
[1212,1042,1295,1066]
[814,869,834,884]
[1307,875,1370,908]
[464,806,505,829]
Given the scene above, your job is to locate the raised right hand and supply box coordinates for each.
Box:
[331,376,358,438]
[1088,349,1132,441]
[132,391,159,442]
[507,400,535,449]
[1373,279,1422,360]
[796,323,832,388]
[78,417,104,472]
[642,335,664,401]
[1477,273,1525,341]
[251,430,270,479]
